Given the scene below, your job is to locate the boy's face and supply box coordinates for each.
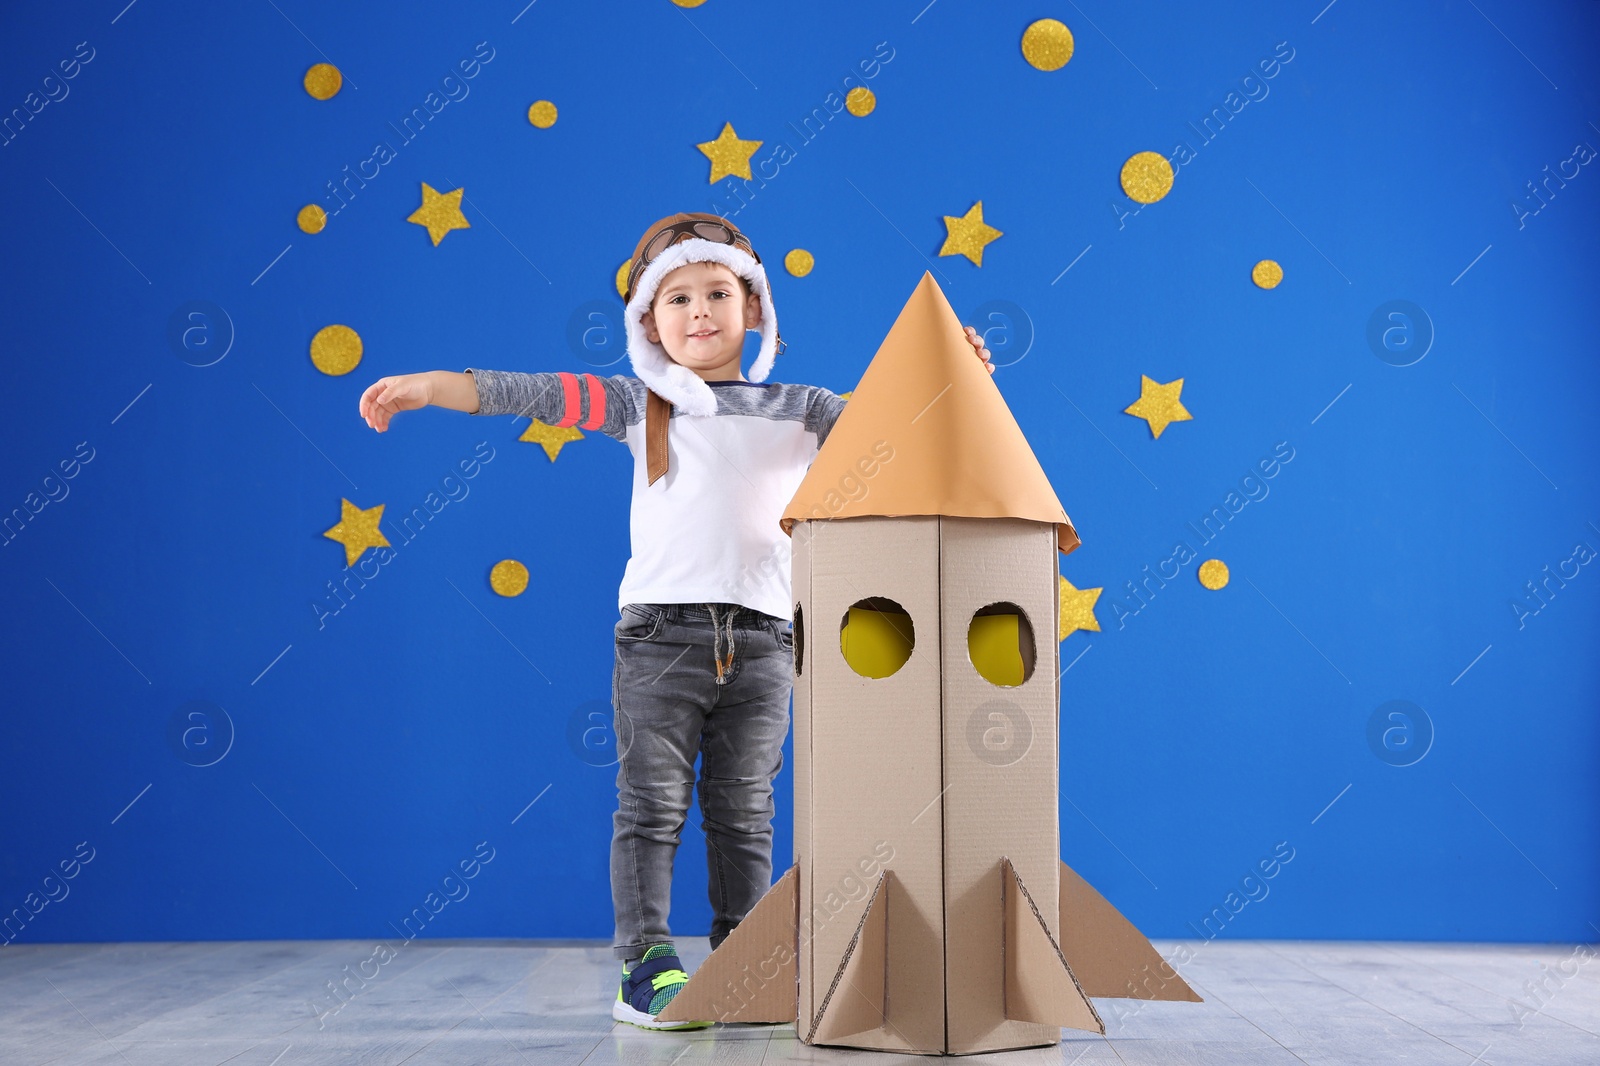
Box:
[640,260,762,380]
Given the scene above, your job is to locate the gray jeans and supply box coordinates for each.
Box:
[610,602,794,961]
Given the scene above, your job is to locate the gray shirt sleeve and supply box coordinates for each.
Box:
[805,386,849,448]
[462,368,635,443]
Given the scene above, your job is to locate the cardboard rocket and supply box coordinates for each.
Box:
[657,273,1200,1053]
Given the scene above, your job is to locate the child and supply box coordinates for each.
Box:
[357,212,993,1030]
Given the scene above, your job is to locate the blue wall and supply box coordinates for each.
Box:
[1,0,1595,947]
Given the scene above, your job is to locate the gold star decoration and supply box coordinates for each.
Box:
[1124,374,1192,439]
[1059,577,1102,640]
[519,420,584,461]
[323,498,390,566]
[407,182,471,246]
[939,201,1003,266]
[697,122,762,183]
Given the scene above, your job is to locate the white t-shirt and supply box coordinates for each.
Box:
[465,368,847,621]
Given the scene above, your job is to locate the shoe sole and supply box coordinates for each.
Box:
[612,998,713,1031]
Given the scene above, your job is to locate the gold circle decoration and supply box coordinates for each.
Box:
[1198,559,1230,590]
[671,0,709,6]
[1120,151,1174,204]
[1021,18,1075,71]
[297,203,327,234]
[527,100,558,128]
[303,63,342,101]
[490,559,530,597]
[615,259,632,298]
[1252,259,1284,289]
[845,87,876,117]
[310,324,363,376]
[785,249,815,277]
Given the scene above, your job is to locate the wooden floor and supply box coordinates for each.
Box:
[1,938,1596,1065]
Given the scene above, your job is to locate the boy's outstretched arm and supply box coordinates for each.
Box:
[359,368,633,442]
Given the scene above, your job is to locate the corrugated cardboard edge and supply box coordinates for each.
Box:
[655,865,800,1023]
[1058,860,1202,1003]
[807,870,894,1046]
[1001,857,1104,1034]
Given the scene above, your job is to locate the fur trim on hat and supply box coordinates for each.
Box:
[624,238,779,417]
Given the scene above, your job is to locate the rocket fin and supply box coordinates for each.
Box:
[1001,858,1104,1034]
[1058,860,1202,1002]
[655,865,800,1023]
[807,870,894,1045]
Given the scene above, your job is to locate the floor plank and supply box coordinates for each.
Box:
[0,938,1595,1066]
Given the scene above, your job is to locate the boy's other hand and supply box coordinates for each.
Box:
[962,325,995,375]
[359,374,434,432]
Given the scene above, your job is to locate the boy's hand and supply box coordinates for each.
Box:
[359,374,434,432]
[963,325,995,375]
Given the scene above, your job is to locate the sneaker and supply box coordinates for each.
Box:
[612,943,712,1030]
